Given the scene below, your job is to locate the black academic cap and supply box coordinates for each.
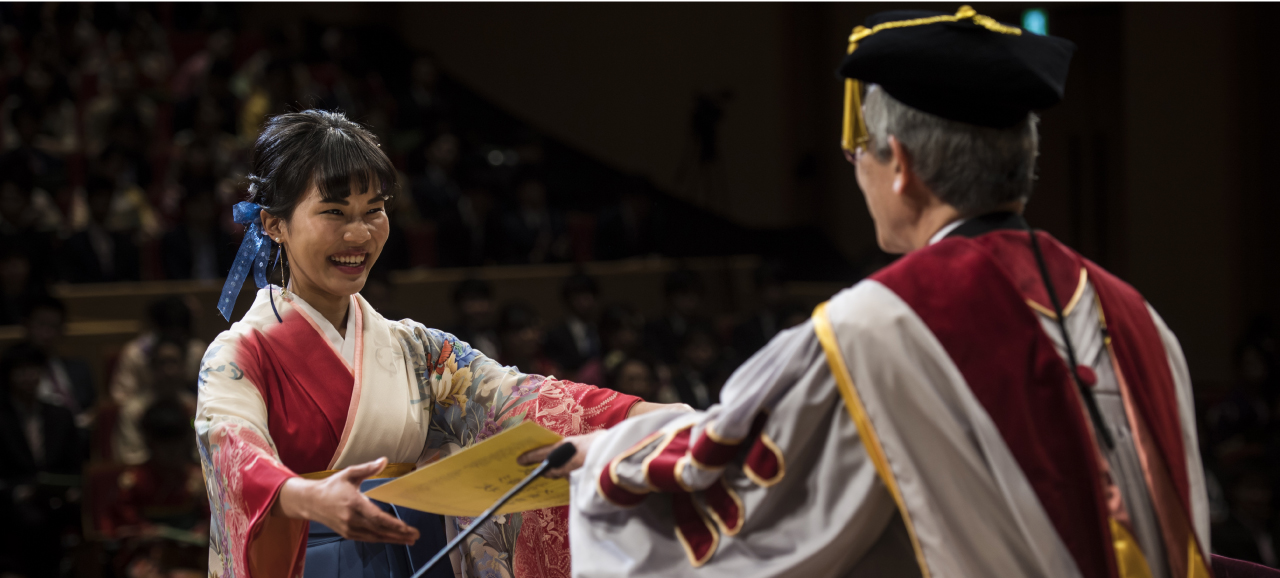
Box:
[837,6,1076,151]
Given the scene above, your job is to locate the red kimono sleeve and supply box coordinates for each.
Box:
[511,378,641,578]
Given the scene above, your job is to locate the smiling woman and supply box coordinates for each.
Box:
[195,111,673,578]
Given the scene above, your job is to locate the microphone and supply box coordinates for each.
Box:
[410,442,578,578]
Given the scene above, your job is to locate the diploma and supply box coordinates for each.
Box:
[364,421,569,517]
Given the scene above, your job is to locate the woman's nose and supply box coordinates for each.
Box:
[344,221,373,243]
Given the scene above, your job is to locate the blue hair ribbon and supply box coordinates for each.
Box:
[219,202,280,322]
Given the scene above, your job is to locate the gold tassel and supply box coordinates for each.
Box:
[839,7,1020,154]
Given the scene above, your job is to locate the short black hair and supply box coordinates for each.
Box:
[452,278,493,304]
[247,110,397,221]
[147,296,192,334]
[22,293,66,320]
[600,304,642,336]
[499,302,539,333]
[561,273,599,301]
[664,269,703,296]
[0,341,47,392]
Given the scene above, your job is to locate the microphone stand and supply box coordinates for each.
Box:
[410,443,577,578]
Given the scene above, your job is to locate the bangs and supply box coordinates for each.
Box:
[311,126,398,203]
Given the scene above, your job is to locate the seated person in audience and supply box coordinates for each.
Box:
[114,331,200,466]
[410,131,463,217]
[543,273,603,382]
[103,397,207,539]
[0,246,42,326]
[645,269,709,365]
[595,178,663,260]
[61,175,142,283]
[581,304,646,387]
[732,263,788,361]
[599,304,646,364]
[667,324,727,410]
[498,302,560,376]
[105,398,209,578]
[24,294,96,428]
[447,278,500,357]
[497,176,569,264]
[0,159,58,283]
[1,104,70,196]
[1212,471,1280,567]
[160,188,235,280]
[606,355,679,404]
[0,342,84,578]
[436,185,498,267]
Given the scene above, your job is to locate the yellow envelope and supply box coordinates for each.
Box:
[365,421,568,517]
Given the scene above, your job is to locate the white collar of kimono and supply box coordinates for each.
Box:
[928,218,968,246]
[288,292,357,366]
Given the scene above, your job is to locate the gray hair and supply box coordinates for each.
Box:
[863,85,1039,214]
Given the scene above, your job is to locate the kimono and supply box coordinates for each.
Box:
[196,287,641,578]
[569,213,1211,578]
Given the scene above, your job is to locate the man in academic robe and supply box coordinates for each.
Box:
[523,6,1217,577]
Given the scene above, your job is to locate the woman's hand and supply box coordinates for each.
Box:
[273,457,420,545]
[517,432,602,479]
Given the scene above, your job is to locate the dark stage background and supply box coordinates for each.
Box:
[2,3,1278,576]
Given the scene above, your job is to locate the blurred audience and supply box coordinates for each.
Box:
[111,296,204,465]
[732,263,809,364]
[61,174,143,283]
[0,2,686,290]
[98,398,208,578]
[596,178,663,260]
[24,294,96,428]
[667,324,727,410]
[497,301,558,376]
[160,188,234,281]
[0,341,84,578]
[448,278,500,358]
[498,175,569,265]
[0,246,42,325]
[543,273,602,382]
[645,269,708,365]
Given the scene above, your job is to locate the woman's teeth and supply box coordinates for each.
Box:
[330,255,366,266]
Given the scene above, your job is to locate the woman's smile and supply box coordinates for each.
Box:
[329,250,369,274]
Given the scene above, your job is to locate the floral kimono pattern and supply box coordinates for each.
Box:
[196,288,639,578]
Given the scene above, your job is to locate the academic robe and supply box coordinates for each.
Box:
[569,214,1211,578]
[196,287,641,578]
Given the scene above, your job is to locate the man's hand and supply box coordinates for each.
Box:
[627,401,694,418]
[517,432,602,479]
[274,457,420,545]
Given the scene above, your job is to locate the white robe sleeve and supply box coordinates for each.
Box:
[570,319,908,577]
[1147,303,1211,554]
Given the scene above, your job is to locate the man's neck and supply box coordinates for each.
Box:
[909,200,1026,251]
[908,204,964,251]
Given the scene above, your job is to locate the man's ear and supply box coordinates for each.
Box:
[261,209,285,242]
[888,136,914,196]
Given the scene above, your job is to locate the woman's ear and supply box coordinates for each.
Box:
[261,209,285,243]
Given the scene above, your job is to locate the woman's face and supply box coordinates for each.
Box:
[267,183,389,301]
